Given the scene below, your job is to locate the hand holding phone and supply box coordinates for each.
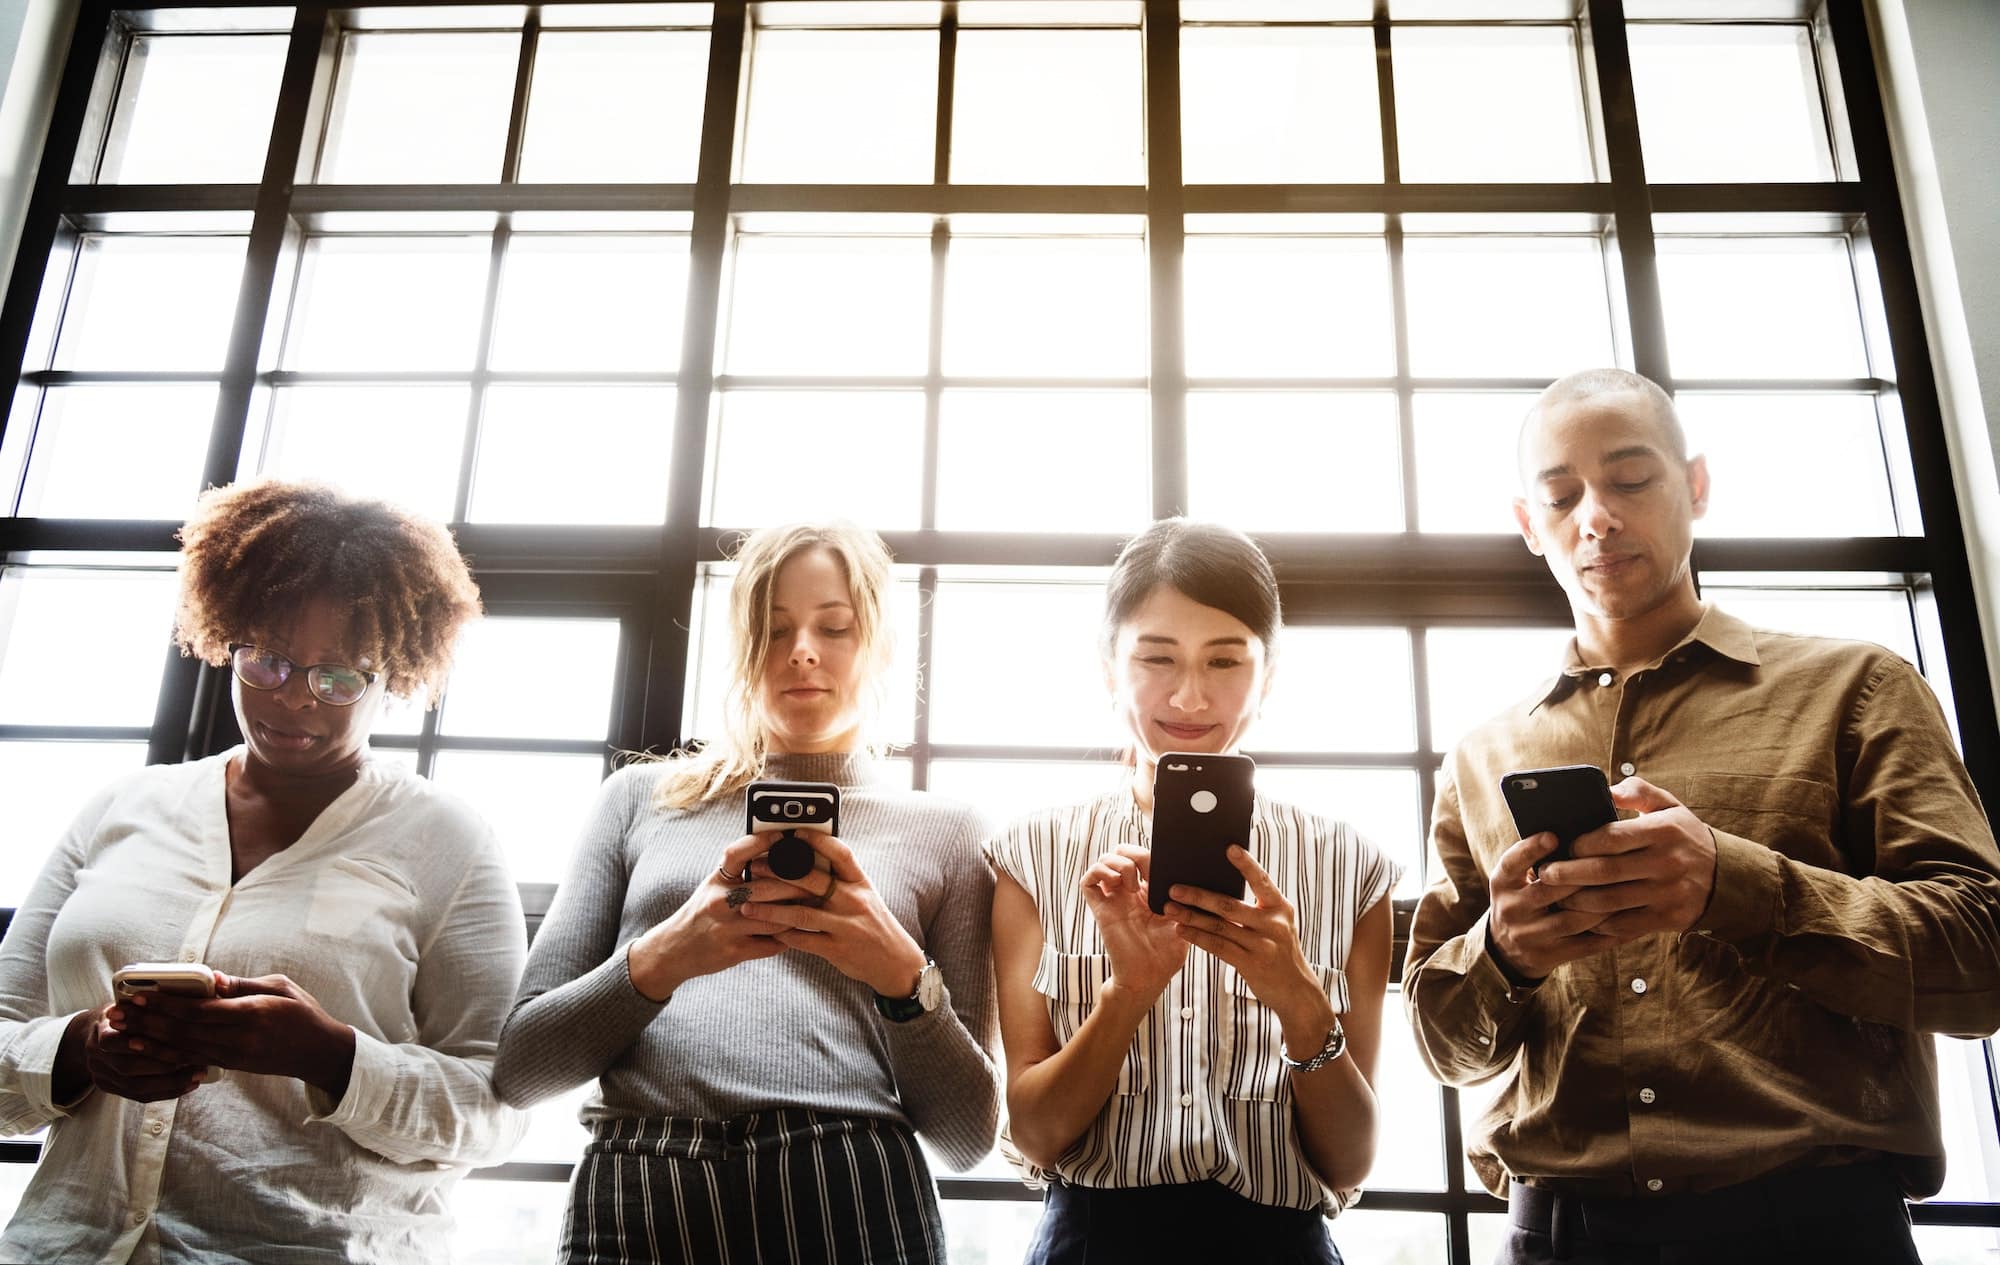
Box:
[112,962,218,999]
[1499,765,1616,865]
[745,780,840,882]
[1147,753,1256,915]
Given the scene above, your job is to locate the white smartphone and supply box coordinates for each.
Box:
[112,962,218,999]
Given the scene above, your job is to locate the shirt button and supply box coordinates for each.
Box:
[130,1210,148,1226]
[1477,1035,1492,1046]
[180,949,198,963]
[149,1120,166,1136]
[1178,1093,1193,1108]
[1647,1179,1664,1193]
[1180,1007,1194,1020]
[1639,1088,1657,1105]
[1598,672,1615,687]
[1619,762,1635,777]
[1631,978,1648,995]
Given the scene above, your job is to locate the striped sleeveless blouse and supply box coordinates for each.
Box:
[987,787,1399,1214]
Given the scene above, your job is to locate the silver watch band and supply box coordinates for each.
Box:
[1281,1016,1348,1073]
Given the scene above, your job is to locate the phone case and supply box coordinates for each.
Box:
[112,962,217,998]
[745,781,840,881]
[1147,752,1256,915]
[1499,765,1616,863]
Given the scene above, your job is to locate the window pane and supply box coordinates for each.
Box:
[942,236,1146,377]
[0,741,150,905]
[283,237,492,371]
[1470,1212,1512,1262]
[1362,998,1448,1190]
[18,384,217,519]
[1681,394,1899,538]
[1331,1209,1448,1260]
[1628,24,1833,184]
[723,235,931,375]
[1935,1034,2000,1201]
[1183,236,1394,377]
[450,1176,569,1264]
[741,30,937,183]
[936,391,1149,533]
[427,751,607,886]
[683,569,921,749]
[1392,26,1593,183]
[519,29,710,183]
[928,578,1107,746]
[490,236,690,372]
[317,32,520,183]
[951,30,1144,185]
[1425,626,1573,752]
[511,1084,595,1164]
[938,1199,1045,1265]
[98,34,288,184]
[1413,391,1537,534]
[0,1161,36,1231]
[1187,391,1403,532]
[439,617,622,740]
[259,385,468,522]
[1180,26,1382,184]
[1912,1225,2000,1264]
[1403,237,1614,378]
[1252,766,1424,897]
[705,391,925,529]
[53,235,248,371]
[1655,237,1871,379]
[0,568,178,728]
[1258,627,1416,753]
[1699,586,1918,666]
[470,385,674,524]
[924,758,1120,826]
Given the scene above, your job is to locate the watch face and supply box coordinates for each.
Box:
[916,961,944,1011]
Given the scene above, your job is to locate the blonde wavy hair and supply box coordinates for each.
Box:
[652,522,898,811]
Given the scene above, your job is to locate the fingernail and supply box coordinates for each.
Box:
[106,1008,123,1023]
[129,1038,146,1051]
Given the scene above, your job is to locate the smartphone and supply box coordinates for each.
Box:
[1147,752,1256,916]
[1499,765,1616,865]
[745,780,840,881]
[113,962,218,999]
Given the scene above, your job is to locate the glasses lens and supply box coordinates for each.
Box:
[311,665,370,706]
[233,646,288,690]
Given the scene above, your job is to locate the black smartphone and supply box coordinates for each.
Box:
[745,780,840,881]
[1147,752,1256,916]
[1499,765,1616,865]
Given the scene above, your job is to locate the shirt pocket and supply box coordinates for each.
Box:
[1677,772,1841,870]
[305,854,418,940]
[1223,961,1347,1103]
[1032,945,1148,1095]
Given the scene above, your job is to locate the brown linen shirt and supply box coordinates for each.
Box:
[1404,604,2000,1200]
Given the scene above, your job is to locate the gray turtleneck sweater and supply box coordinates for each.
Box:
[491,752,999,1171]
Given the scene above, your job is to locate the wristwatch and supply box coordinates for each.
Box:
[873,956,944,1023]
[1281,1016,1348,1074]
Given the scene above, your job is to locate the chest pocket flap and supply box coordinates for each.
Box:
[1032,944,1147,1095]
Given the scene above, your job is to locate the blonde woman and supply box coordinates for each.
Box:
[493,523,997,1265]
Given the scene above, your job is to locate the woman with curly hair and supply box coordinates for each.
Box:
[0,478,526,1264]
[493,522,997,1265]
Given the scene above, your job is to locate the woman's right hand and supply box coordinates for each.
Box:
[52,1004,205,1105]
[625,832,801,1001]
[1080,844,1189,1005]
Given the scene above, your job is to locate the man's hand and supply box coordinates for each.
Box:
[1488,776,1720,982]
[1539,776,1718,938]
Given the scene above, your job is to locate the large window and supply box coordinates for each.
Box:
[2,2,1997,1263]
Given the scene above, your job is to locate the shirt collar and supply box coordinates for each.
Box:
[1530,603,1762,712]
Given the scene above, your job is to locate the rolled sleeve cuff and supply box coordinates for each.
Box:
[1432,912,1542,1008]
[17,1013,84,1116]
[304,1027,396,1128]
[1693,828,1783,944]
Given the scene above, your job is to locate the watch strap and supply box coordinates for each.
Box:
[1281,1016,1348,1073]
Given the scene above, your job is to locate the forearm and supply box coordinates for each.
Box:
[1289,1052,1378,1193]
[493,948,666,1107]
[881,1001,1000,1171]
[0,1012,90,1132]
[1699,830,2000,1034]
[1005,981,1152,1169]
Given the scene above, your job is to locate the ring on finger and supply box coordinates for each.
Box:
[802,875,839,910]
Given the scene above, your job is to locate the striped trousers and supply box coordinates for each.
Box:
[559,1109,948,1265]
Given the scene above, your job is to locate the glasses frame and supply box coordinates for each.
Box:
[226,642,380,707]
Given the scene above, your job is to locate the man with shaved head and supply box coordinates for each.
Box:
[1404,368,2000,1264]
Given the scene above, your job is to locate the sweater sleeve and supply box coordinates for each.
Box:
[492,769,667,1108]
[878,805,1001,1171]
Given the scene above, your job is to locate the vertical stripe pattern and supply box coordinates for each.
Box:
[987,789,1399,1214]
[560,1110,946,1265]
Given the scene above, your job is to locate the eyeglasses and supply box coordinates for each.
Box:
[227,644,379,707]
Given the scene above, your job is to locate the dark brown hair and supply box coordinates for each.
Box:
[1101,518,1281,661]
[174,478,482,705]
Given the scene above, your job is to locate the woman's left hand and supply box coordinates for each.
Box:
[739,834,927,999]
[106,973,358,1102]
[1164,846,1336,1045]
